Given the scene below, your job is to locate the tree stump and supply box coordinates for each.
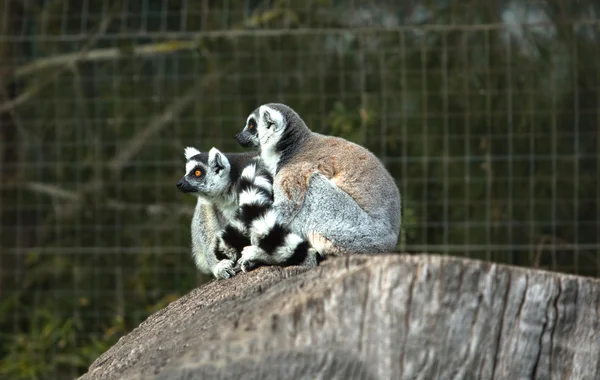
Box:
[79,254,600,380]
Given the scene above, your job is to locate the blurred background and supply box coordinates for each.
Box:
[0,0,598,378]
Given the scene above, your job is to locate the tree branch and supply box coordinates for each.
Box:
[108,68,226,175]
[0,3,117,113]
[14,40,202,79]
[25,181,192,216]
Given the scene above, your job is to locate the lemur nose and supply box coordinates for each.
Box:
[176,179,184,189]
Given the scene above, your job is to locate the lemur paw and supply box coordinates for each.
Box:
[239,245,266,273]
[241,260,261,273]
[212,259,237,279]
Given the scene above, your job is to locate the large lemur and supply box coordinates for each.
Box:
[176,146,318,279]
[235,103,401,268]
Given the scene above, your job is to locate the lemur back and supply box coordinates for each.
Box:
[276,134,401,255]
[276,133,400,233]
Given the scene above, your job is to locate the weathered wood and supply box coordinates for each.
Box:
[79,254,600,380]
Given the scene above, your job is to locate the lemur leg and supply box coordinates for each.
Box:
[205,231,240,280]
[285,172,399,255]
[211,216,256,278]
[190,200,238,279]
[216,221,250,261]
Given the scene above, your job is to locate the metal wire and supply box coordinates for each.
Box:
[0,1,599,379]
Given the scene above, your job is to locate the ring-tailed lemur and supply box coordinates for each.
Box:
[176,147,255,279]
[176,146,319,279]
[235,103,401,268]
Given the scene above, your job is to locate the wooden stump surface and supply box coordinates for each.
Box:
[79,254,600,380]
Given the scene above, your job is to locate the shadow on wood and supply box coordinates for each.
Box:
[79,254,600,380]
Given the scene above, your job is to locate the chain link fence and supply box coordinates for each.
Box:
[1,1,599,379]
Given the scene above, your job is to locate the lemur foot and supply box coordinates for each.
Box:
[212,259,237,279]
[302,247,323,267]
[239,245,266,273]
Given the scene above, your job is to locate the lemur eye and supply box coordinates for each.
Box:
[248,124,253,130]
[194,170,201,177]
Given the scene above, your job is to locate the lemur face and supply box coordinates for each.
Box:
[254,105,286,151]
[235,113,260,148]
[176,147,231,198]
[236,106,286,151]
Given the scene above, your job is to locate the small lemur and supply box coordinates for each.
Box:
[176,146,319,279]
[235,103,401,267]
[176,147,255,279]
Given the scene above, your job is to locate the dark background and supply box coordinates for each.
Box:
[0,0,598,378]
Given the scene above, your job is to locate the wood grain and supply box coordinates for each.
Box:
[79,254,600,380]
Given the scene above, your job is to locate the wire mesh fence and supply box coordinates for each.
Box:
[0,0,599,379]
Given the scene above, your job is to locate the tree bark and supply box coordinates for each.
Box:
[79,254,600,380]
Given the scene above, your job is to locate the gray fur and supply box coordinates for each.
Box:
[189,199,229,275]
[238,103,401,257]
[283,173,399,254]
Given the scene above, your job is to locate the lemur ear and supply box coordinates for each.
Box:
[208,147,229,172]
[274,118,285,132]
[184,147,201,160]
[214,152,224,169]
[261,107,285,131]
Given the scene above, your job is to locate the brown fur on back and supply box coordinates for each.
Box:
[276,133,396,218]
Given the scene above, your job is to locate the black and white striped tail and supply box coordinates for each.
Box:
[216,158,317,269]
[248,209,313,266]
[237,160,315,267]
[213,159,274,262]
[214,221,249,262]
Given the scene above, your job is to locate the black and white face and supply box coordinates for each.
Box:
[253,105,286,152]
[235,113,260,148]
[176,147,231,198]
[236,105,287,151]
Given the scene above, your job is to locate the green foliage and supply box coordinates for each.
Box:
[0,308,121,380]
[326,101,367,144]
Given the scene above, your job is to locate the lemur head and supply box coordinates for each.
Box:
[176,146,232,198]
[237,103,311,173]
[235,113,260,148]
